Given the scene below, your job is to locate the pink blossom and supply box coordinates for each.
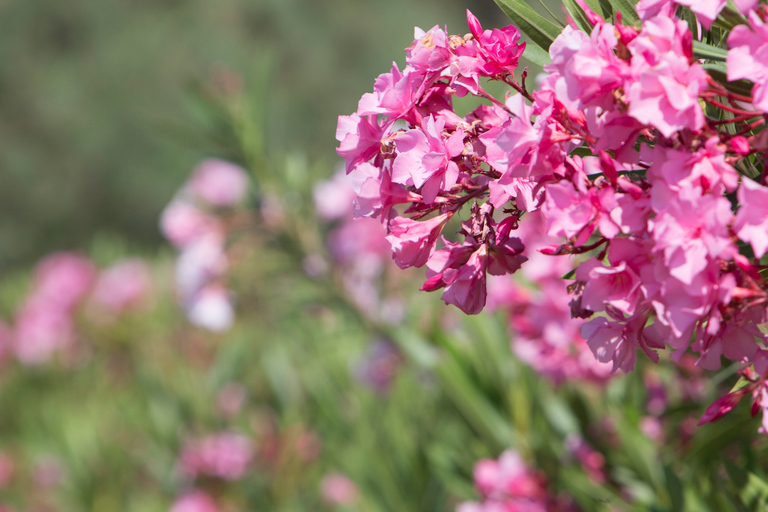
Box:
[636,0,726,28]
[393,116,464,203]
[699,390,746,425]
[170,491,220,512]
[179,432,252,481]
[353,337,403,392]
[185,285,235,333]
[386,213,451,269]
[406,25,452,73]
[31,252,96,311]
[336,112,387,175]
[216,383,247,417]
[314,168,357,221]
[627,17,706,137]
[733,0,760,14]
[650,186,734,286]
[466,10,525,75]
[576,258,642,316]
[734,178,768,258]
[320,473,359,506]
[582,310,662,372]
[160,200,221,248]
[645,139,739,195]
[546,24,628,111]
[13,301,75,365]
[728,12,768,113]
[437,245,489,315]
[542,180,598,243]
[188,159,249,207]
[90,259,153,314]
[175,234,228,301]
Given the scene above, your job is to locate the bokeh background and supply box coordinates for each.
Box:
[0,0,510,272]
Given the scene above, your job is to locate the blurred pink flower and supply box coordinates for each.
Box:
[185,285,235,333]
[90,259,153,314]
[160,201,222,248]
[216,383,247,417]
[32,252,96,311]
[32,455,64,489]
[353,338,403,393]
[170,490,220,512]
[188,159,249,207]
[13,300,76,365]
[313,168,357,221]
[179,432,253,481]
[320,472,359,506]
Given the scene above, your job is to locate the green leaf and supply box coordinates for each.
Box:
[563,0,594,33]
[742,472,768,509]
[597,0,615,19]
[493,0,563,52]
[605,0,640,24]
[663,465,685,511]
[522,43,552,67]
[693,40,728,61]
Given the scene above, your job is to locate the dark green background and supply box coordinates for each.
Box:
[0,0,510,271]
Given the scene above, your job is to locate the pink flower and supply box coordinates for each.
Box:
[216,383,247,417]
[437,245,489,315]
[320,473,359,506]
[734,177,768,258]
[636,0,726,28]
[188,159,249,207]
[466,10,525,75]
[546,24,628,111]
[406,25,452,73]
[160,201,221,248]
[175,234,228,301]
[576,258,642,316]
[699,390,746,425]
[627,17,706,138]
[13,301,75,365]
[31,252,96,311]
[90,259,153,314]
[386,213,451,269]
[313,168,357,221]
[393,116,464,204]
[179,432,253,481]
[353,337,403,392]
[336,112,386,174]
[650,186,734,286]
[185,285,234,333]
[728,12,768,113]
[170,491,220,512]
[582,310,662,372]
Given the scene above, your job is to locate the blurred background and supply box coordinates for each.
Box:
[0,0,508,272]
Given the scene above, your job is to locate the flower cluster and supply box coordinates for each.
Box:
[160,159,250,332]
[5,252,152,365]
[457,450,577,512]
[338,5,768,431]
[486,210,613,384]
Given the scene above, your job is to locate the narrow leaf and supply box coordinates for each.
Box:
[563,0,594,32]
[522,43,552,67]
[493,0,563,52]
[605,0,640,24]
[597,0,614,18]
[693,40,728,61]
